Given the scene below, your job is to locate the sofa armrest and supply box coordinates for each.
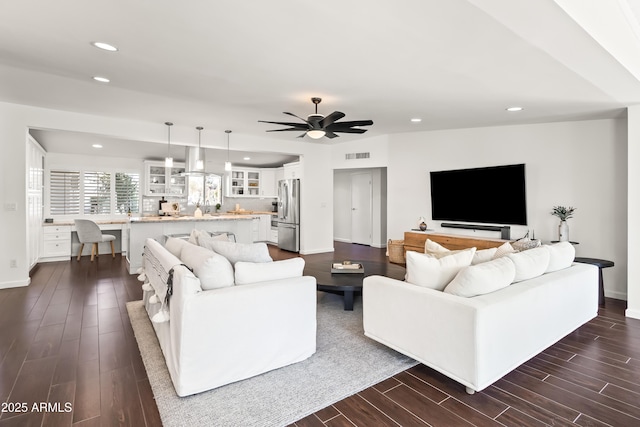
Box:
[363,275,480,388]
[168,274,317,395]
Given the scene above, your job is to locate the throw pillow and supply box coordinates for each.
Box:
[197,232,231,250]
[471,247,498,265]
[506,246,550,282]
[545,241,575,273]
[405,248,476,291]
[424,239,450,255]
[512,238,542,252]
[165,237,191,259]
[180,243,235,290]
[444,257,516,297]
[492,242,517,259]
[206,240,273,265]
[234,257,305,285]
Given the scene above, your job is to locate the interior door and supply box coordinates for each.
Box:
[351,172,372,245]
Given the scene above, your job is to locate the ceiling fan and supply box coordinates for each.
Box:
[258,97,373,139]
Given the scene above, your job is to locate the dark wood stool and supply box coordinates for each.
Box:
[573,257,614,306]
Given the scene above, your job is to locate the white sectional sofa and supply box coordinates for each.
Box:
[139,236,317,397]
[363,241,599,394]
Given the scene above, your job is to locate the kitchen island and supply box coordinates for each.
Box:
[127,214,255,273]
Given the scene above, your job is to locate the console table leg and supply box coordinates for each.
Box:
[343,291,355,311]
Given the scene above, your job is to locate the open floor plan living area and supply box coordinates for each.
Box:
[3,1,640,426]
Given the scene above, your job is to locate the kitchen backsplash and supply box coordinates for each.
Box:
[141,196,276,215]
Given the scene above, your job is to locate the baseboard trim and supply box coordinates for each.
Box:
[626,308,640,320]
[0,277,30,289]
[333,238,351,243]
[300,247,335,255]
[605,290,627,301]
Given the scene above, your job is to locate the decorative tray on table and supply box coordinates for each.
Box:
[331,261,364,274]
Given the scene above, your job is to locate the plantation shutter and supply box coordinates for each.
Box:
[49,170,80,215]
[83,171,111,214]
[115,172,140,213]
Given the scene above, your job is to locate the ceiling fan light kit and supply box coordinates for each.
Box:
[258,97,373,140]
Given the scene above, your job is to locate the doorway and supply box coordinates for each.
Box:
[333,168,387,248]
[351,172,372,245]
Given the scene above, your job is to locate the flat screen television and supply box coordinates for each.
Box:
[430,163,527,225]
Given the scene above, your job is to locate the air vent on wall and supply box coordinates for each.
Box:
[345,152,370,160]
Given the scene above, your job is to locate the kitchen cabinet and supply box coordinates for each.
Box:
[259,169,277,197]
[257,214,271,242]
[275,167,285,185]
[283,161,301,179]
[144,161,187,197]
[41,225,71,261]
[229,169,261,197]
[269,227,278,244]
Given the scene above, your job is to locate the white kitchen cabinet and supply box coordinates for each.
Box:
[283,161,301,179]
[229,168,261,197]
[275,167,285,186]
[269,227,278,244]
[259,169,277,197]
[144,161,187,197]
[251,218,260,242]
[258,214,271,242]
[41,225,71,262]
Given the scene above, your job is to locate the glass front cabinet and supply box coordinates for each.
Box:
[144,161,186,197]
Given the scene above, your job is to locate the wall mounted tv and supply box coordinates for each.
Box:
[430,163,527,226]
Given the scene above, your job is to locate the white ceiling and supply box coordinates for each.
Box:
[3,0,640,164]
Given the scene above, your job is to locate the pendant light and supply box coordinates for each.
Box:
[224,130,232,172]
[164,122,174,167]
[195,126,204,170]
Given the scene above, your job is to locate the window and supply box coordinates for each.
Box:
[48,169,140,216]
[187,174,221,206]
[115,172,140,214]
[84,171,111,214]
[50,170,80,215]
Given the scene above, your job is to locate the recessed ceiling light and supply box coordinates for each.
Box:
[410,118,422,123]
[93,76,110,83]
[506,106,523,112]
[243,157,251,161]
[92,144,103,148]
[92,42,118,52]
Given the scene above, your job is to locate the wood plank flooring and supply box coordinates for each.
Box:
[0,243,638,426]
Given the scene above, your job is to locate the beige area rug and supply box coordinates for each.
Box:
[127,293,417,427]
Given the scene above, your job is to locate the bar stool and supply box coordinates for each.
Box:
[74,219,116,261]
[573,257,614,306]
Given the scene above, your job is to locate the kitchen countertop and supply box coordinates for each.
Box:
[129,214,257,223]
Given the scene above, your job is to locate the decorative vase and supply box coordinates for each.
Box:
[558,220,569,242]
[194,207,203,218]
[419,222,427,231]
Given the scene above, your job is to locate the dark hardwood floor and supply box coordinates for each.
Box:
[1,242,638,426]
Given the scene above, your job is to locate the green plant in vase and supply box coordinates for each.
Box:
[551,206,576,242]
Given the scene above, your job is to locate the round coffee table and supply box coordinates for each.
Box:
[305,260,406,311]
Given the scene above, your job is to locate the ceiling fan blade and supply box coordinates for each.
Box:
[297,132,307,138]
[330,128,369,134]
[258,120,310,129]
[319,111,345,128]
[325,131,340,139]
[283,112,309,122]
[326,119,373,129]
[265,128,308,132]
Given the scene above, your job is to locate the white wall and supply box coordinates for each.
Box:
[386,119,628,300]
[0,101,334,288]
[627,105,640,318]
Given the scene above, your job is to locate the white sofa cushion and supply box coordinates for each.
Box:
[234,257,306,285]
[444,257,516,297]
[405,248,476,291]
[545,242,575,273]
[492,242,516,259]
[206,240,273,265]
[507,246,550,282]
[424,239,450,255]
[197,232,231,250]
[165,237,191,259]
[472,247,498,265]
[180,243,235,290]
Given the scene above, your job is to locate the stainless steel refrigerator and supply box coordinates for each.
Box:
[277,178,300,252]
